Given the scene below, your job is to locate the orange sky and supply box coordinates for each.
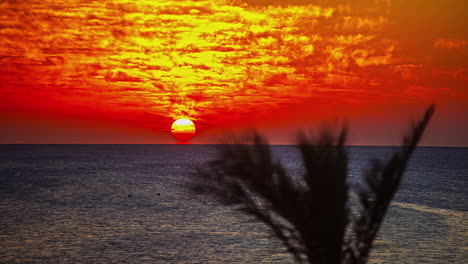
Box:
[1,0,467,145]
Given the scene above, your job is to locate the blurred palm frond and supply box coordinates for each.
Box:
[192,105,435,264]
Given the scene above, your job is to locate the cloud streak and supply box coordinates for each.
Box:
[0,0,466,135]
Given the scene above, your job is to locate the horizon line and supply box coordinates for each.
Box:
[1,143,467,148]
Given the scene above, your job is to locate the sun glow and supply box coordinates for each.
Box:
[171,119,196,142]
[0,0,397,129]
[0,0,466,145]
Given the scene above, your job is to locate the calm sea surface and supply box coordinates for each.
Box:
[0,145,466,263]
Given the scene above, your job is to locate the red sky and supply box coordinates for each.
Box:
[1,0,467,145]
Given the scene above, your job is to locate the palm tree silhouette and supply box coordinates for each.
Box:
[192,105,434,264]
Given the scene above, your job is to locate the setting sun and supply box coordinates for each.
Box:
[0,0,466,262]
[171,119,196,142]
[0,0,466,146]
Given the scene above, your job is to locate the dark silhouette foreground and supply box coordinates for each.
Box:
[193,106,434,264]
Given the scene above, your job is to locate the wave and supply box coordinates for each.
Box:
[392,201,465,218]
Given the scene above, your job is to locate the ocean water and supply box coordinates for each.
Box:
[0,145,466,263]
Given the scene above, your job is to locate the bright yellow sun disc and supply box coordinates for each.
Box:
[171,119,196,141]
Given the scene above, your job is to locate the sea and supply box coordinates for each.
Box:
[0,145,466,263]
